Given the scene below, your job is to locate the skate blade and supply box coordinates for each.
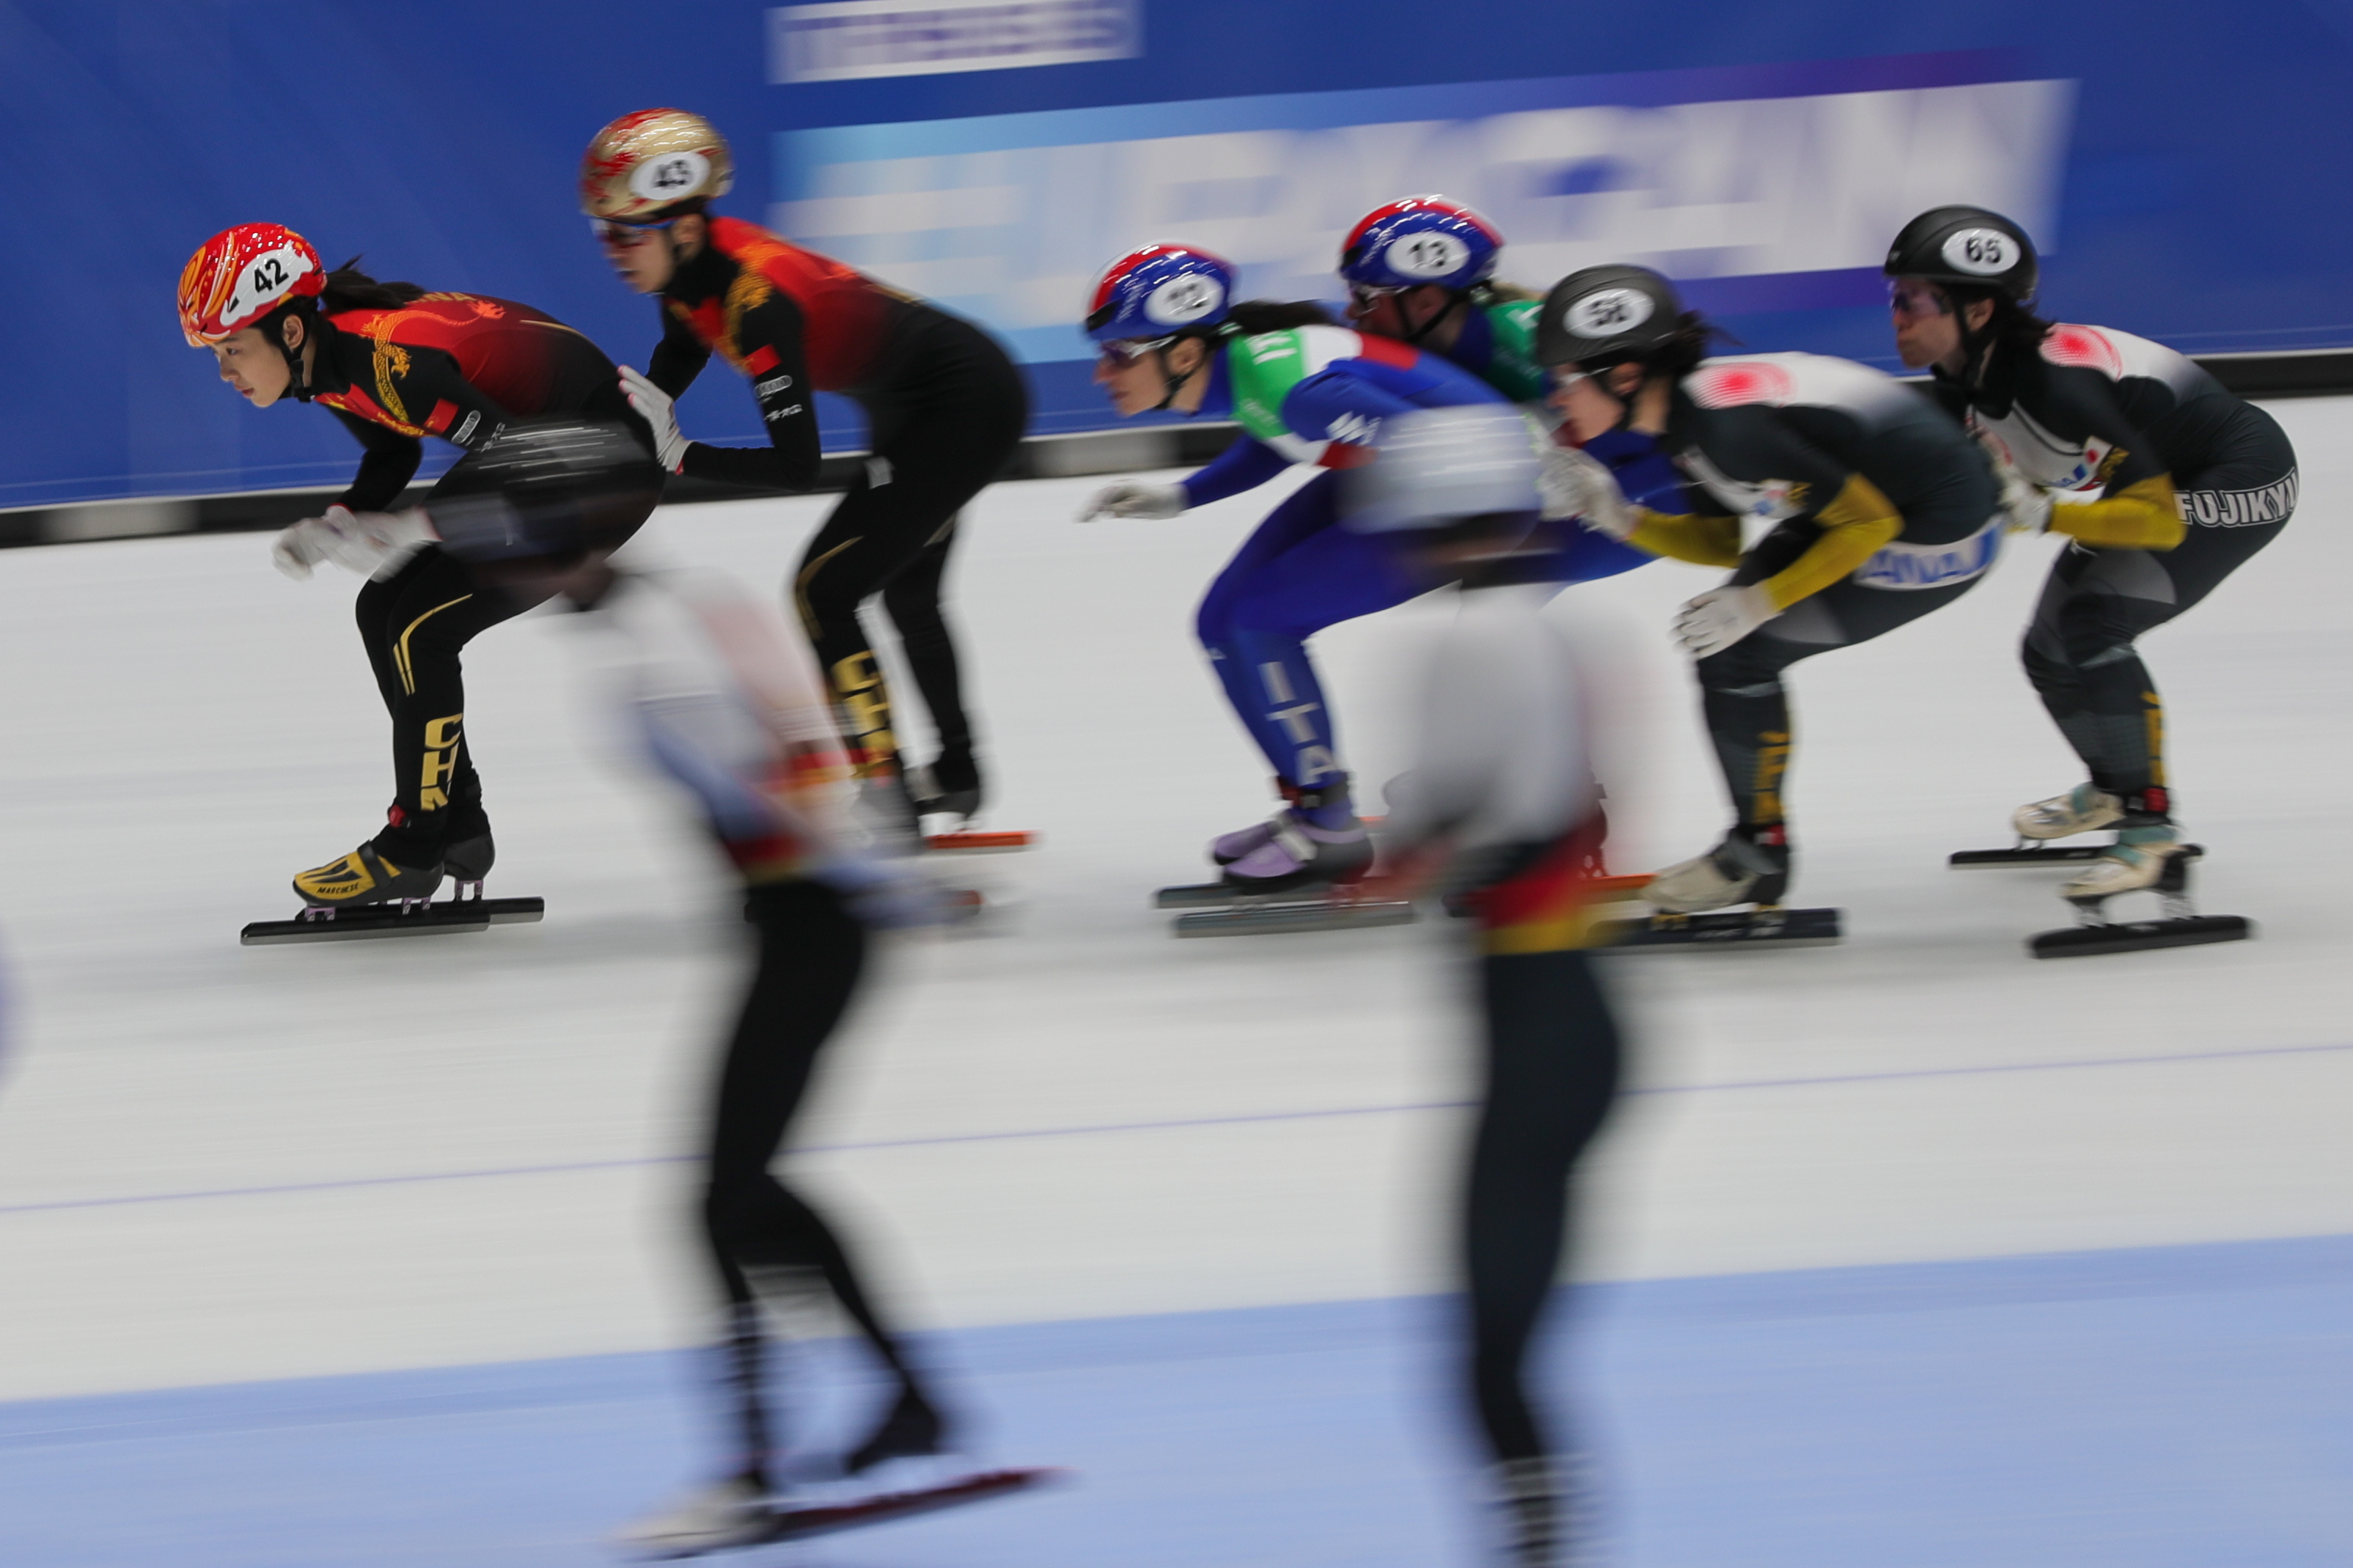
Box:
[240,896,545,946]
[1156,880,1245,909]
[1173,896,1415,938]
[1950,842,2203,869]
[765,1466,1066,1542]
[925,830,1035,854]
[2029,913,2252,959]
[1597,906,1841,950]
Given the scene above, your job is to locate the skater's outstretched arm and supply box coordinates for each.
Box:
[661,289,824,492]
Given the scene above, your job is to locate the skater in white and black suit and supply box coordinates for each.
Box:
[1349,407,1625,1567]
[1538,264,2004,918]
[425,421,972,1558]
[1887,205,2297,908]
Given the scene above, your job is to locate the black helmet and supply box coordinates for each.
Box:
[1535,265,1686,368]
[430,419,664,562]
[1884,205,2038,302]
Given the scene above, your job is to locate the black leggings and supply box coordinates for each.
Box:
[1465,948,1623,1465]
[353,545,539,852]
[352,438,657,858]
[794,316,1028,784]
[2022,452,2294,805]
[706,880,921,1482]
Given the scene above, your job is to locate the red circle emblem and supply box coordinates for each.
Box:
[1689,361,1796,409]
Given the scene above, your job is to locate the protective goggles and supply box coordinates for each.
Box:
[1887,278,1953,317]
[1346,282,1409,312]
[1097,336,1176,368]
[590,216,679,249]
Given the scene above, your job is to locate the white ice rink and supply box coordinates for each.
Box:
[4,397,2352,1564]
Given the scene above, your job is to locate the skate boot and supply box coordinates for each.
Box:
[1489,1454,1601,1567]
[1219,778,1375,894]
[615,1474,775,1558]
[443,797,494,891]
[847,1385,949,1475]
[1208,776,1298,866]
[1642,824,1790,913]
[2058,822,2183,901]
[2013,783,2124,841]
[907,751,983,826]
[292,833,444,910]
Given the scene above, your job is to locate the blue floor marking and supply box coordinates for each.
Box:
[4,1234,2352,1566]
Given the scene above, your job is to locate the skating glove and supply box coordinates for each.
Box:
[1538,443,1635,540]
[310,507,437,577]
[1975,430,2053,534]
[1078,481,1186,520]
[271,510,340,579]
[618,365,690,474]
[1673,584,1777,658]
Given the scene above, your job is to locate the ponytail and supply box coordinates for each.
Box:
[317,257,428,314]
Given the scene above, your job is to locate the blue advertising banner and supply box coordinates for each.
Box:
[4,0,2353,507]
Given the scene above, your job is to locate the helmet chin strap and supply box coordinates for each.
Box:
[1150,342,1199,413]
[1400,290,1467,346]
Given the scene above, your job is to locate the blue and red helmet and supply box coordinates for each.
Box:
[1339,196,1502,292]
[1084,243,1238,345]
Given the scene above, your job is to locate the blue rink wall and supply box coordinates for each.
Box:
[9,0,2353,506]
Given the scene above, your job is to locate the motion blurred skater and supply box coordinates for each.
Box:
[581,109,1028,828]
[177,223,657,909]
[1079,242,1524,891]
[425,420,999,1556]
[1349,406,1624,1566]
[1885,206,2295,904]
[1340,195,1684,552]
[1539,265,2004,917]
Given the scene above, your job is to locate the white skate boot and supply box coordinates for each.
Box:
[2058,824,2183,900]
[616,1475,774,1558]
[2013,784,2123,841]
[1642,828,1789,914]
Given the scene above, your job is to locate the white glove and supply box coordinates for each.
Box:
[271,514,334,579]
[1975,430,2053,534]
[292,506,436,577]
[1673,584,1777,658]
[617,365,689,474]
[1538,443,1636,540]
[1079,481,1186,521]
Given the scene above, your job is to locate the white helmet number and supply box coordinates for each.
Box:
[221,243,317,328]
[1387,232,1469,281]
[1940,227,2017,276]
[1565,287,1655,339]
[629,150,711,203]
[1145,273,1225,326]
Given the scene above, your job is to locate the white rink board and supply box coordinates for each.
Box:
[1,398,2349,1402]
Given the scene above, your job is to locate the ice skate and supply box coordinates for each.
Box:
[2028,827,2252,958]
[1601,827,1840,950]
[617,1475,777,1559]
[1218,779,1375,894]
[247,824,541,946]
[2016,783,2124,840]
[906,754,983,828]
[1640,828,1788,913]
[291,839,443,910]
[1161,779,1409,937]
[1491,1457,1562,1567]
[1952,784,2130,867]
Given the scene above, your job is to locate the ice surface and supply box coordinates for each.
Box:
[2,400,2350,1403]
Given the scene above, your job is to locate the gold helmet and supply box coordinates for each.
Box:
[580,108,735,221]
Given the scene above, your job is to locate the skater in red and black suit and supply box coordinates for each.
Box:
[581,108,1029,827]
[177,222,658,908]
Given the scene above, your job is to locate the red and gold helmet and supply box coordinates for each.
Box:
[580,108,735,222]
[177,223,325,346]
